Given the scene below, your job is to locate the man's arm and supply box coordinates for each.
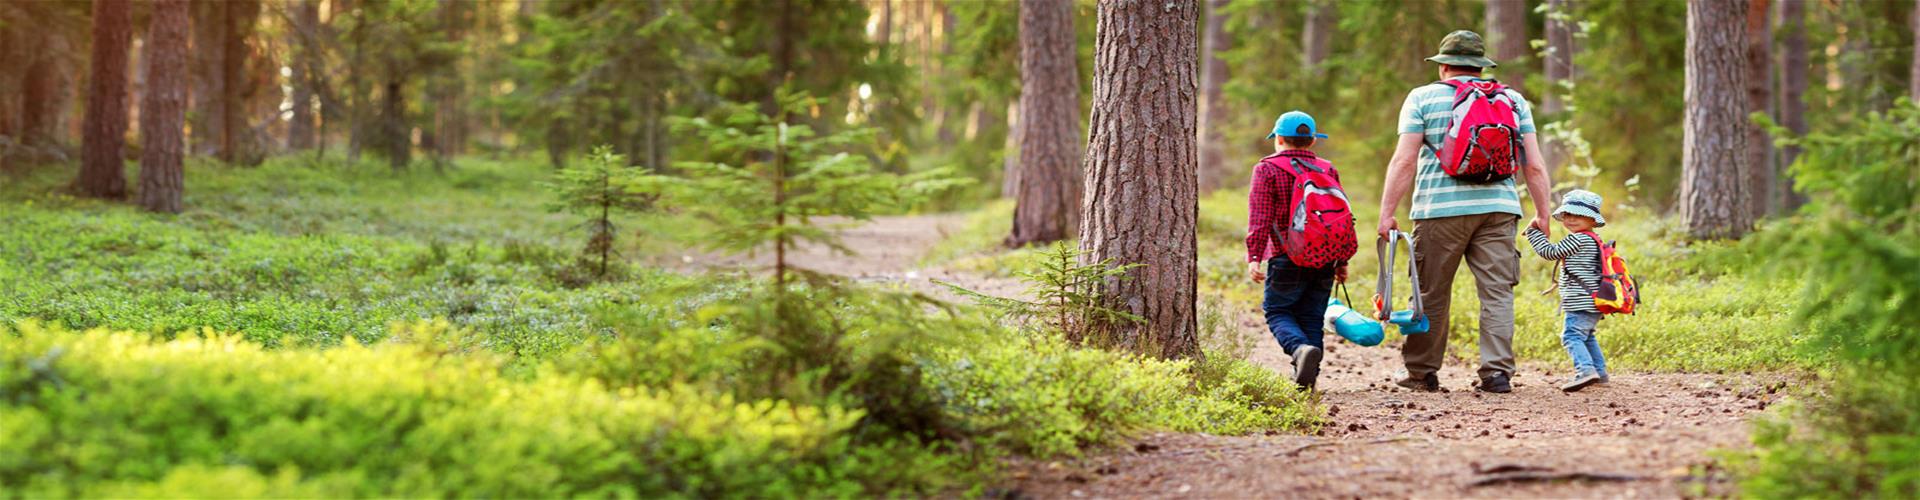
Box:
[1377,133,1424,239]
[1520,132,1553,234]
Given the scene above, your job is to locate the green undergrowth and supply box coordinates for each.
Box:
[930,187,1811,374]
[0,157,1318,496]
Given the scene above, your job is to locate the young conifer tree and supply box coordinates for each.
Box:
[666,88,963,289]
[544,145,656,279]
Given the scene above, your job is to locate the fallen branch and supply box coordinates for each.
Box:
[1466,471,1650,487]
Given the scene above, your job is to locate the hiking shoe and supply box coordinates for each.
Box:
[1291,346,1323,390]
[1395,372,1439,392]
[1562,372,1602,392]
[1477,372,1512,393]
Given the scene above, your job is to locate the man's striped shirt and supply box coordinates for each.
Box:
[1397,76,1536,220]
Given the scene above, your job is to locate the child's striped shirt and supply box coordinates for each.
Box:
[1525,226,1600,313]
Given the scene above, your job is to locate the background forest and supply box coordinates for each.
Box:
[2,0,1918,497]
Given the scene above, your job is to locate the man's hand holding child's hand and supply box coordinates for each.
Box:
[1248,261,1265,283]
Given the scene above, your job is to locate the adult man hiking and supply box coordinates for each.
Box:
[1377,30,1553,394]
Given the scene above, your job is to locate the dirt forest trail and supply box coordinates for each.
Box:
[795,214,1786,499]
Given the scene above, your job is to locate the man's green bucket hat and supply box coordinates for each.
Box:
[1424,30,1499,68]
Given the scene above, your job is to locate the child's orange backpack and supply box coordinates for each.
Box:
[1574,230,1640,314]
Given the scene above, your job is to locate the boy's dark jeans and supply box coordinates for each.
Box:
[1263,258,1336,355]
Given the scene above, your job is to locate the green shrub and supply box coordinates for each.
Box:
[1733,100,1920,497]
[0,322,960,497]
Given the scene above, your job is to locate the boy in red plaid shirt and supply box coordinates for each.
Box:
[1246,111,1349,389]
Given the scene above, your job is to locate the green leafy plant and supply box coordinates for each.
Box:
[543,146,659,280]
[1735,99,1920,497]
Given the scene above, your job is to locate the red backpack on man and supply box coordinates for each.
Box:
[1433,79,1526,183]
[1260,155,1357,268]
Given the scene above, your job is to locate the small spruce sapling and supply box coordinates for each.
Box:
[939,242,1143,349]
[666,88,965,288]
[544,145,658,279]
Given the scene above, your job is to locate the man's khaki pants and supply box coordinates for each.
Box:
[1403,212,1520,381]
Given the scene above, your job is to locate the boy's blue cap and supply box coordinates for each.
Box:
[1268,110,1329,140]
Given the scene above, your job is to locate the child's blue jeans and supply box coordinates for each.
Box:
[1262,258,1335,354]
[1561,311,1607,376]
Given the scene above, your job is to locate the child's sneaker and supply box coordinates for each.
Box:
[1291,345,1323,390]
[1561,371,1602,392]
[1597,372,1610,384]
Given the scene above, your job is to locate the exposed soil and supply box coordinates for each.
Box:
[697,214,1787,499]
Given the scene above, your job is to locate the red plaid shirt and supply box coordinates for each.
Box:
[1246,150,1342,263]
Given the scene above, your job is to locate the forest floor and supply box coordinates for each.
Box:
[747,214,1785,499]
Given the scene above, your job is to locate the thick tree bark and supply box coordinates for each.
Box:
[1911,0,1919,102]
[1080,0,1200,359]
[1744,0,1773,218]
[1007,0,1082,247]
[288,0,319,150]
[1485,0,1529,93]
[1681,0,1753,239]
[1302,0,1335,71]
[76,0,131,199]
[1775,0,1807,211]
[1197,0,1231,193]
[141,0,190,214]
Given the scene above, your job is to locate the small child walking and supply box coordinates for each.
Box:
[1524,189,1610,392]
[1246,110,1355,390]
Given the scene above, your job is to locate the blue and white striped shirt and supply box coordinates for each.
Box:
[1397,76,1536,220]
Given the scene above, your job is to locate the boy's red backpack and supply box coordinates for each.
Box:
[1262,155,1357,268]
[1574,230,1641,315]
[1432,79,1526,184]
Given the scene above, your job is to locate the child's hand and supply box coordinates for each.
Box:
[1334,265,1348,283]
[1248,261,1265,284]
[1529,217,1551,234]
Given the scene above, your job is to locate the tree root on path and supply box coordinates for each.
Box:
[1466,471,1651,487]
[1277,435,1426,457]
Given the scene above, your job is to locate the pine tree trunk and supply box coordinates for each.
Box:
[382,79,408,170]
[220,0,259,165]
[1744,0,1773,219]
[1681,0,1753,240]
[21,33,72,148]
[1543,0,1576,114]
[1485,0,1529,93]
[1302,0,1335,72]
[1080,0,1200,360]
[433,0,466,159]
[288,0,319,150]
[1007,0,1082,248]
[1542,0,1578,174]
[1197,0,1231,193]
[1775,0,1807,211]
[191,0,228,158]
[1911,0,1919,102]
[76,0,131,199]
[140,0,190,214]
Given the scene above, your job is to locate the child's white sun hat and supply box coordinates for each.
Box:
[1552,189,1607,227]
